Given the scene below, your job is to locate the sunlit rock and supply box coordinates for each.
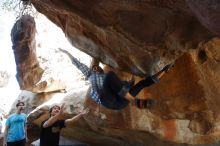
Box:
[11,15,66,93]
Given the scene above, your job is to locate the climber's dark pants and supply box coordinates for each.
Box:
[129,75,158,96]
[100,71,158,110]
[7,139,26,146]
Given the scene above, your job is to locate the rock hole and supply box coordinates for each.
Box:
[198,50,207,64]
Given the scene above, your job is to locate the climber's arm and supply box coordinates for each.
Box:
[59,48,92,78]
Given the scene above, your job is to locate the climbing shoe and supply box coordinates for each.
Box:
[135,99,156,109]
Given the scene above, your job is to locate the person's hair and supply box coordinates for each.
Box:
[49,105,60,116]
[16,101,25,107]
[92,65,104,73]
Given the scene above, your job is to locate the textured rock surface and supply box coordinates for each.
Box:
[30,0,214,75]
[11,15,68,93]
[11,15,44,92]
[11,0,220,145]
[186,0,220,37]
[25,46,220,145]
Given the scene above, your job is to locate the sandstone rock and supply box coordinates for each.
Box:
[30,0,214,75]
[11,15,68,93]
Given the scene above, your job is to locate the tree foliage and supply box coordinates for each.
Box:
[1,0,33,18]
[0,0,19,11]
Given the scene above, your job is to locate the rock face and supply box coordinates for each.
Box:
[30,0,214,75]
[186,0,220,37]
[11,15,44,92]
[11,15,67,93]
[11,0,220,145]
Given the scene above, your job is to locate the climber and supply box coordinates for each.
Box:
[59,48,174,110]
